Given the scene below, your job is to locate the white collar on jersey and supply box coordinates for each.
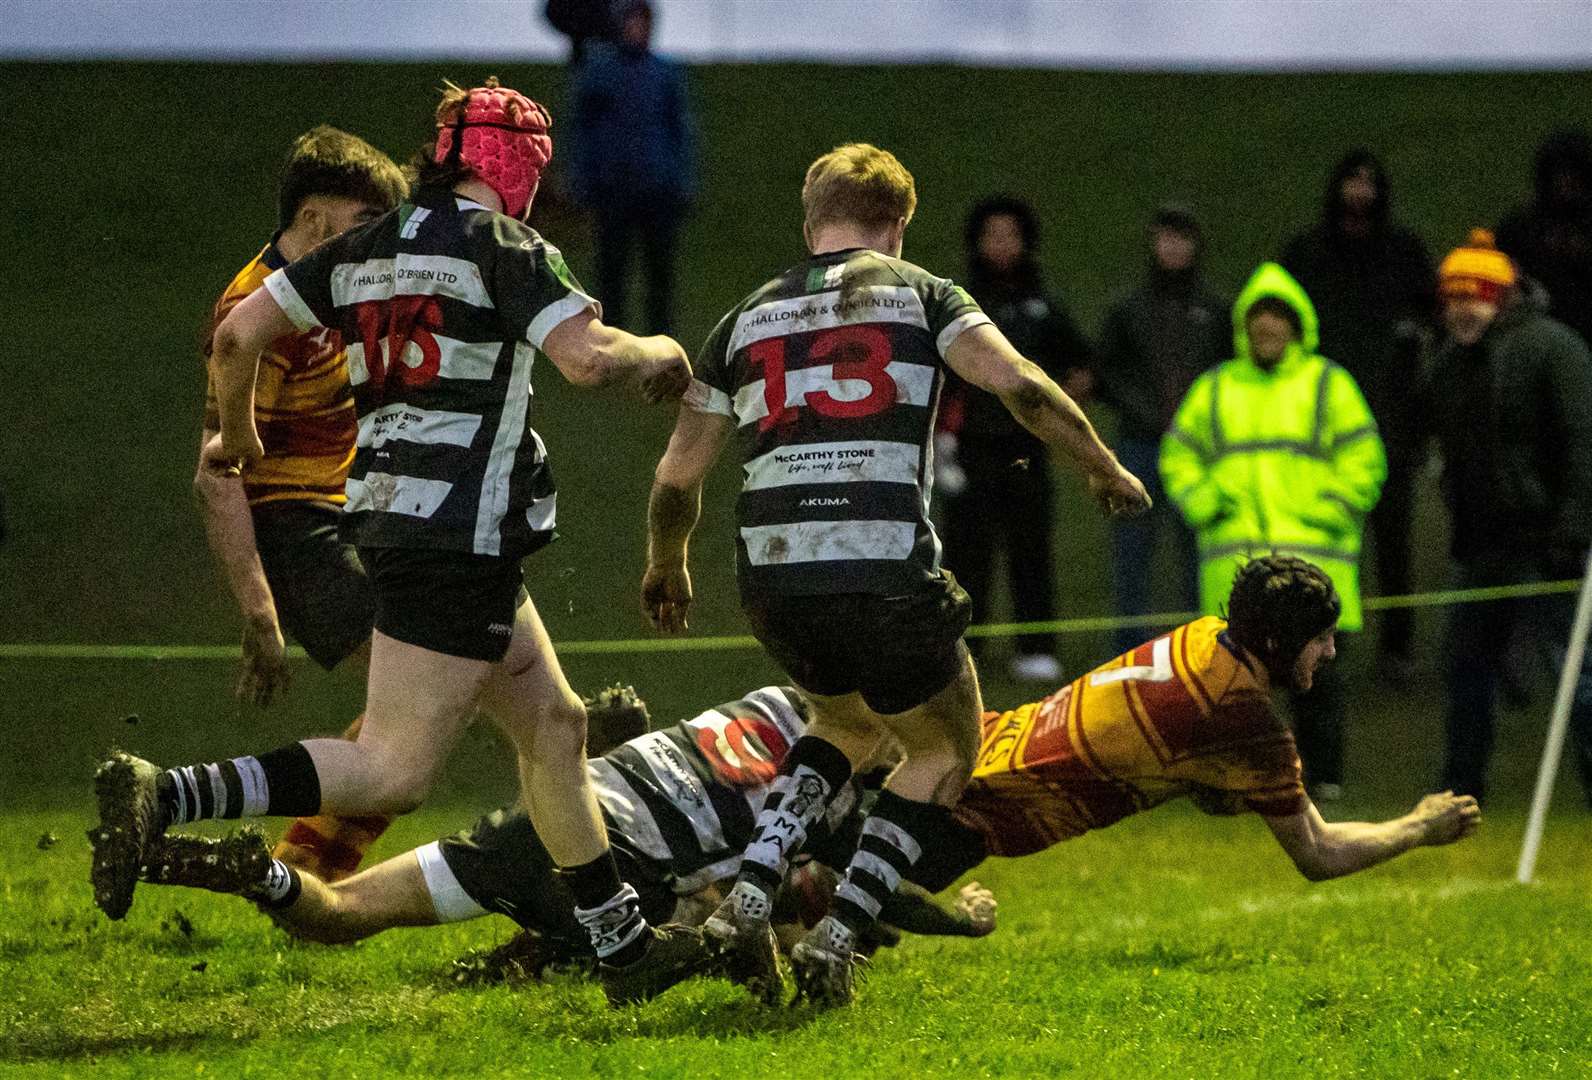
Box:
[454,197,494,213]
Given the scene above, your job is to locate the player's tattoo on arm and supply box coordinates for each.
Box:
[946,324,1117,477]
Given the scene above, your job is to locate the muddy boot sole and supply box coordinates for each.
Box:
[88,752,165,920]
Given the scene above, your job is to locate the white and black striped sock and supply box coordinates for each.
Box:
[161,757,269,824]
[159,743,321,824]
[246,859,302,909]
[832,791,939,934]
[737,736,853,892]
[574,883,649,962]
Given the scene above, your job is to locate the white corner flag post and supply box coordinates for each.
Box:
[1516,548,1592,884]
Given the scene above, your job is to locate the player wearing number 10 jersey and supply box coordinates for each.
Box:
[644,142,1151,1003]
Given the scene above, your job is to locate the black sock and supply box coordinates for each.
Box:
[259,743,321,815]
[561,853,650,964]
[737,735,853,893]
[160,742,322,824]
[560,851,623,909]
[831,790,949,935]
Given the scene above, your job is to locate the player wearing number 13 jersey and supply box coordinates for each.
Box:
[644,143,1151,1004]
[689,232,989,597]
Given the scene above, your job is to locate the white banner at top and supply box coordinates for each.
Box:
[5,0,1591,70]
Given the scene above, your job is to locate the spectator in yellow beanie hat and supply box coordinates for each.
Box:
[1425,226,1592,805]
[1438,228,1517,345]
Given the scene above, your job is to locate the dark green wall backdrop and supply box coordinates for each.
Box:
[1,61,1587,790]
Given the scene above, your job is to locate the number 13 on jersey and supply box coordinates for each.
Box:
[749,326,897,431]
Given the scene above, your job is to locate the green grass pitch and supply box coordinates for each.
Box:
[3,59,1591,1074]
[2,675,1589,1078]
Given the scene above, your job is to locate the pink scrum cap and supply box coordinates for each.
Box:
[433,77,553,219]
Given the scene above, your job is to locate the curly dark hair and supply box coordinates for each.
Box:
[1224,555,1340,678]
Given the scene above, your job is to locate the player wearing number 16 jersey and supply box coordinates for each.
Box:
[94,77,701,1005]
[644,143,1152,1004]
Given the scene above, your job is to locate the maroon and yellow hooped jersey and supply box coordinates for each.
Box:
[954,617,1306,857]
[204,242,356,507]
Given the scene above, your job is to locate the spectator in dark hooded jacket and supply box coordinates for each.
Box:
[1281,150,1436,679]
[937,195,1091,683]
[1093,204,1229,655]
[1425,228,1592,805]
[1497,129,1592,348]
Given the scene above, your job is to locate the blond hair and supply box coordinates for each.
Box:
[801,143,917,232]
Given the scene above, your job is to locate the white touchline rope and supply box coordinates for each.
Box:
[1516,549,1592,884]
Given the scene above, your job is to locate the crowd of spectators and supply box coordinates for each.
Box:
[935,132,1592,806]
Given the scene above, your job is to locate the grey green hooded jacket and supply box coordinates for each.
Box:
[1160,263,1386,630]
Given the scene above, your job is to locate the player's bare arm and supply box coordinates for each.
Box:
[1263,791,1481,882]
[192,427,291,706]
[207,287,298,472]
[945,321,1150,517]
[540,307,692,403]
[643,407,733,633]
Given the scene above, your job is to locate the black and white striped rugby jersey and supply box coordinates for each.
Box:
[264,188,598,558]
[687,247,991,595]
[589,686,860,894]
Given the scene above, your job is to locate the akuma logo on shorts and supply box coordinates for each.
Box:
[487,622,513,635]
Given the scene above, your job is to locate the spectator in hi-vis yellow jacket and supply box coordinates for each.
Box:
[1161,262,1386,800]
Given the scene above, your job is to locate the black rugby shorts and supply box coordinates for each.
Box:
[424,807,676,940]
[359,545,530,662]
[742,569,973,714]
[252,502,374,670]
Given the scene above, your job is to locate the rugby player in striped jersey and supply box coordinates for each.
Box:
[93,78,699,1005]
[930,556,1480,893]
[138,687,997,976]
[643,143,1150,1003]
[195,126,407,883]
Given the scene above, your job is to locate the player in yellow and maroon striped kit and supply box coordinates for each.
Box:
[955,616,1304,856]
[204,251,355,508]
[908,556,1481,893]
[193,126,407,880]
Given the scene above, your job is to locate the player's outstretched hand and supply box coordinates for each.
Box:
[1088,462,1152,519]
[642,561,693,634]
[1414,791,1481,846]
[956,881,998,936]
[638,342,693,405]
[202,429,264,477]
[238,617,292,707]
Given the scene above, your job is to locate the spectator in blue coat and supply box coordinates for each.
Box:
[567,0,697,335]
